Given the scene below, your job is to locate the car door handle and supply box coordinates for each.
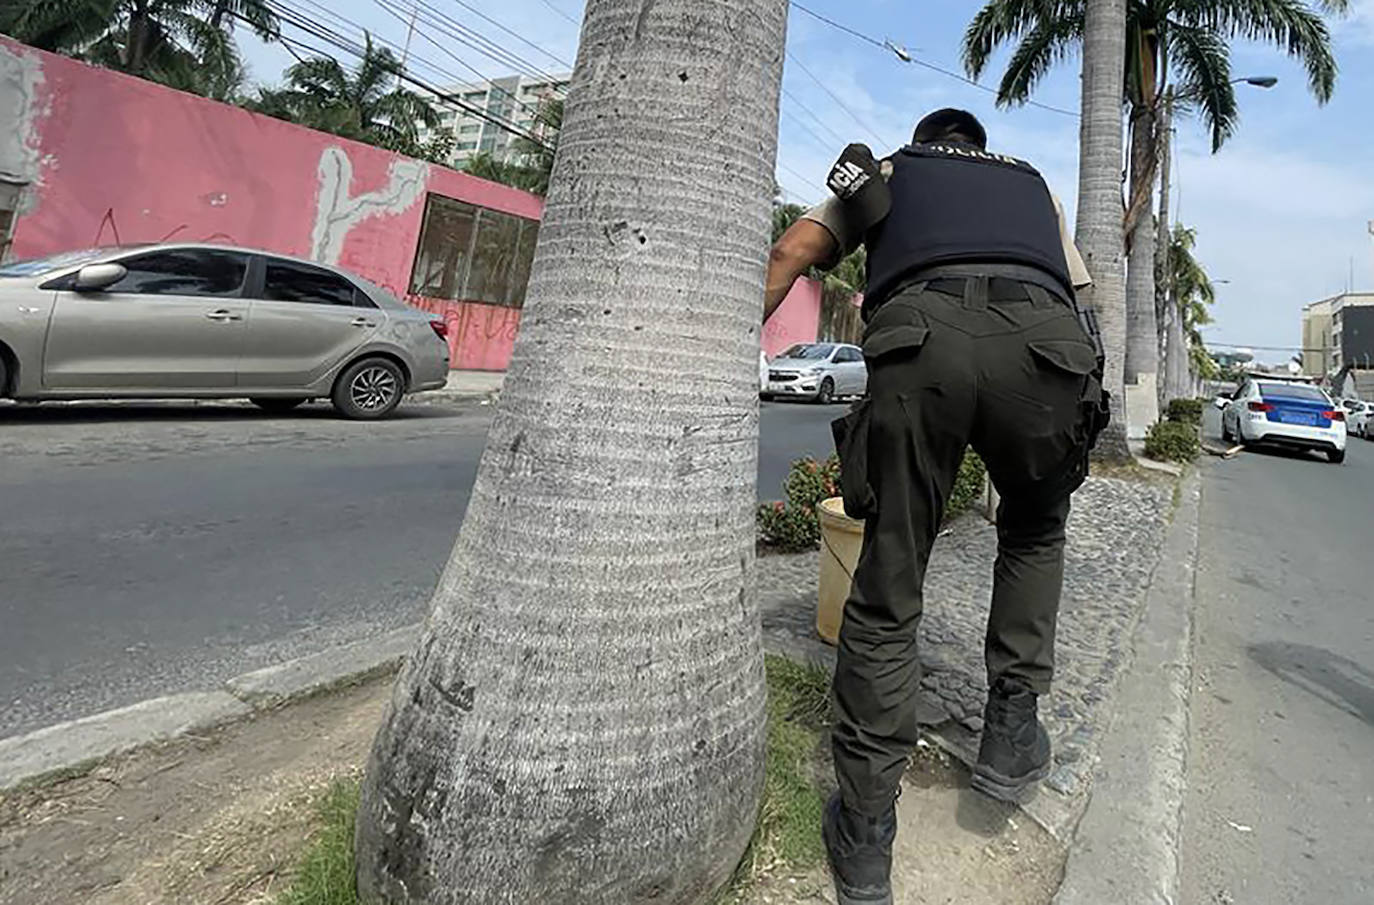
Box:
[350,317,376,328]
[205,309,242,322]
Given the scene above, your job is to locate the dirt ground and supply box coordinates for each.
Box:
[0,678,392,905]
[743,742,1065,905]
[0,679,1063,905]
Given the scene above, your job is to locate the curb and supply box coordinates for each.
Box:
[0,624,422,793]
[1052,468,1202,904]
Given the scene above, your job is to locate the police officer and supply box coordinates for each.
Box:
[763,109,1106,905]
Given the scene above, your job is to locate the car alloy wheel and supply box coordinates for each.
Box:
[350,364,399,412]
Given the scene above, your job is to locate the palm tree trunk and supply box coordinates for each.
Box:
[354,1,784,902]
[1124,104,1158,389]
[126,0,150,75]
[1075,0,1131,461]
[1154,89,1176,409]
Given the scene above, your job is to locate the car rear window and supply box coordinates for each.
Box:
[1258,383,1328,402]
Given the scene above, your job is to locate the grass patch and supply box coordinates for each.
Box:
[275,779,360,905]
[716,655,832,903]
[274,657,832,905]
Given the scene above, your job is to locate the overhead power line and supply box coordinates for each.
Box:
[785,50,892,148]
[249,1,553,150]
[370,0,560,121]
[437,0,574,69]
[397,0,569,90]
[788,0,1079,118]
[536,0,581,27]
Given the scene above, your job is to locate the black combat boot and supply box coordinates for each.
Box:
[971,677,1051,802]
[821,791,897,905]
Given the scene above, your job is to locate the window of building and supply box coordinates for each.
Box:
[464,91,486,102]
[408,194,540,308]
[460,123,480,134]
[456,140,477,150]
[0,180,22,264]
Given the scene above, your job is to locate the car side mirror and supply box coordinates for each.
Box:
[1213,396,1230,410]
[74,262,128,292]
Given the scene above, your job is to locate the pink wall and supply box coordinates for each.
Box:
[763,277,822,358]
[1,38,823,371]
[1,37,542,371]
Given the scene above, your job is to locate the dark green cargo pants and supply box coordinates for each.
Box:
[830,276,1102,815]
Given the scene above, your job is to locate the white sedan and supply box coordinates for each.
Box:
[1220,377,1347,463]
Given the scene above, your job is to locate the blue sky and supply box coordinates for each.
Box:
[237,0,1374,360]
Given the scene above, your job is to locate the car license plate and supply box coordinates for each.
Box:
[1282,412,1318,426]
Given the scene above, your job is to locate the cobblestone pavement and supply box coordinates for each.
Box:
[757,475,1175,836]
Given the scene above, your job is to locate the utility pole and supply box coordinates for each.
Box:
[1154,89,1174,406]
[397,1,419,91]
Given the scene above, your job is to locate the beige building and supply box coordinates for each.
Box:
[1302,292,1374,377]
[426,73,570,167]
[1301,297,1335,377]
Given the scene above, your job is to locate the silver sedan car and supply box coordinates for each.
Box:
[0,244,450,419]
[761,342,868,404]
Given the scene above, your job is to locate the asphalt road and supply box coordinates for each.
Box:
[0,398,839,740]
[1180,409,1374,904]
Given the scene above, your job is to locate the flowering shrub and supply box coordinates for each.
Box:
[758,451,985,550]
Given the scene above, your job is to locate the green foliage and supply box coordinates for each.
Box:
[962,0,1346,152]
[948,450,988,519]
[1,0,278,99]
[756,455,840,550]
[1144,419,1201,463]
[757,450,986,550]
[716,656,830,904]
[462,97,563,194]
[1166,397,1204,425]
[274,779,360,905]
[242,34,440,158]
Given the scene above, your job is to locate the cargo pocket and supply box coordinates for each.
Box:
[831,400,876,519]
[862,298,930,363]
[1026,337,1102,500]
[1028,338,1112,452]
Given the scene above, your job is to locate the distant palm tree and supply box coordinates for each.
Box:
[1164,224,1218,386]
[0,0,277,98]
[963,0,1348,400]
[246,35,441,154]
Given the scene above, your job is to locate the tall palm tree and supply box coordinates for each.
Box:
[247,35,440,154]
[963,0,1348,407]
[1163,223,1218,391]
[0,0,277,97]
[353,0,786,901]
[1074,0,1131,459]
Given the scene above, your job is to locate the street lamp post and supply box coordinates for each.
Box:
[1156,78,1273,399]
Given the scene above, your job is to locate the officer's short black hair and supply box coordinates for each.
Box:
[912,109,988,150]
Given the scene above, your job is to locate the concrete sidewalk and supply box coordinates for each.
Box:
[756,472,1180,840]
[412,369,505,404]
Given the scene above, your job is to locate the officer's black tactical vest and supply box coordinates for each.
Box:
[864,142,1074,316]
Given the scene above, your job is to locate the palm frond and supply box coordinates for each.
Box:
[997,9,1085,106]
[961,0,1082,80]
[1174,0,1340,102]
[1167,24,1238,151]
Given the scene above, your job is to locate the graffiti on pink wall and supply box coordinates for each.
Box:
[0,37,542,371]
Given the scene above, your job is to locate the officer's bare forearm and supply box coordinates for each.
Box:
[763,220,838,323]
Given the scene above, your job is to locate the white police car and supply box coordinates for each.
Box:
[1220,377,1347,463]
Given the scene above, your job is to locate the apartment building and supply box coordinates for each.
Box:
[431,73,570,166]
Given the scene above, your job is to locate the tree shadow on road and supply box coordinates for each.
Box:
[1248,641,1374,727]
